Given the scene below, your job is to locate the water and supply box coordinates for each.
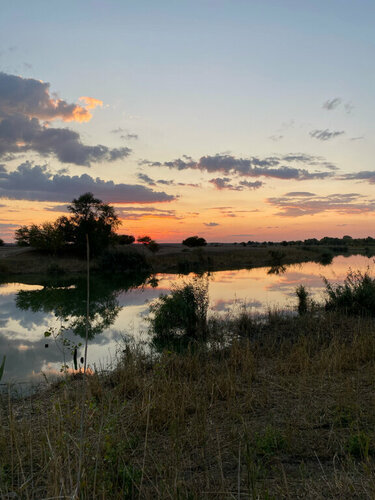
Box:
[0,254,373,386]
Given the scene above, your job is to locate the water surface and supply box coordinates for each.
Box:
[1,254,373,386]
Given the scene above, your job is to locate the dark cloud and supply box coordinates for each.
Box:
[137,171,199,188]
[145,153,334,181]
[0,114,131,166]
[0,72,131,166]
[204,222,219,227]
[322,98,342,110]
[137,173,156,185]
[267,192,375,217]
[310,129,345,141]
[341,171,375,184]
[284,192,315,197]
[0,162,176,203]
[0,72,100,121]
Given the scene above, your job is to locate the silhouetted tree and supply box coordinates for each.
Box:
[182,236,207,247]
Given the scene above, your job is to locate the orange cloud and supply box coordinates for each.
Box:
[79,96,103,110]
[63,96,103,123]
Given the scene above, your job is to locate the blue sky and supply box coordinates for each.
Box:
[0,1,374,241]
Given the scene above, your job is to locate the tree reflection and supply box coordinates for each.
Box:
[16,272,152,339]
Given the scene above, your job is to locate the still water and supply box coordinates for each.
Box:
[1,254,373,386]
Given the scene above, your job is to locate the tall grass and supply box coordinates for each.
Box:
[1,306,375,498]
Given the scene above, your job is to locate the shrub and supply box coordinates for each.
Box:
[0,238,4,246]
[324,269,375,316]
[117,234,135,245]
[99,249,151,275]
[268,249,285,266]
[182,236,207,247]
[296,285,308,315]
[148,277,209,340]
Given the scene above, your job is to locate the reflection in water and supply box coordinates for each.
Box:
[16,273,151,339]
[1,254,374,385]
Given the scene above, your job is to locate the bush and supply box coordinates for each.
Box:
[117,234,135,245]
[296,285,308,315]
[99,249,151,275]
[0,238,4,246]
[148,277,209,340]
[182,236,207,247]
[324,269,375,316]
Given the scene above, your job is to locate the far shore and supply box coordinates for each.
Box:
[0,242,374,279]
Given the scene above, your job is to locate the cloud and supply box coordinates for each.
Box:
[322,98,342,110]
[310,129,345,141]
[0,162,176,203]
[116,206,182,220]
[267,192,375,217]
[144,153,334,181]
[269,135,283,142]
[0,72,101,122]
[0,72,130,166]
[341,171,375,184]
[137,173,156,185]
[204,222,219,227]
[137,171,199,188]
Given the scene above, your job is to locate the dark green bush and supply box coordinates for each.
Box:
[324,269,375,316]
[148,277,208,340]
[296,284,308,315]
[182,236,207,247]
[117,234,135,245]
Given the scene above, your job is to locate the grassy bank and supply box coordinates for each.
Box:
[1,243,373,277]
[1,309,375,498]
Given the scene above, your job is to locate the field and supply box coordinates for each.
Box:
[1,308,375,498]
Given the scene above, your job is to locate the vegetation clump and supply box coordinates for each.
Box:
[182,235,207,247]
[15,192,121,257]
[324,269,375,316]
[116,234,135,245]
[148,277,209,341]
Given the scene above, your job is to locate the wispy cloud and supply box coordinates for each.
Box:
[142,153,335,181]
[310,129,345,141]
[322,98,342,110]
[267,192,375,217]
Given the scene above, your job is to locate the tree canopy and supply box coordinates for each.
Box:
[182,236,207,247]
[15,192,121,256]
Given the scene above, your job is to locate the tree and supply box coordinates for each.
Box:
[182,236,207,247]
[117,234,135,245]
[67,193,121,256]
[0,238,4,246]
[15,193,121,256]
[137,235,159,253]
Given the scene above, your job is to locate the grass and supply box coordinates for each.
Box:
[1,308,375,498]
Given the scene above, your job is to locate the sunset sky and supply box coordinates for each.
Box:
[0,0,374,242]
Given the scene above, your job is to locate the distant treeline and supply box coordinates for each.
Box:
[243,236,375,247]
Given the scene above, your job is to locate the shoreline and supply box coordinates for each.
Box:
[0,243,373,280]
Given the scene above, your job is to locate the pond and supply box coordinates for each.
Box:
[0,254,374,387]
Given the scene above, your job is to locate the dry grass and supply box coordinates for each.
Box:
[1,310,375,498]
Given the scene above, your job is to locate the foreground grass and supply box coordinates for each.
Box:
[1,310,375,498]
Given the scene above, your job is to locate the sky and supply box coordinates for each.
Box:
[0,0,374,242]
